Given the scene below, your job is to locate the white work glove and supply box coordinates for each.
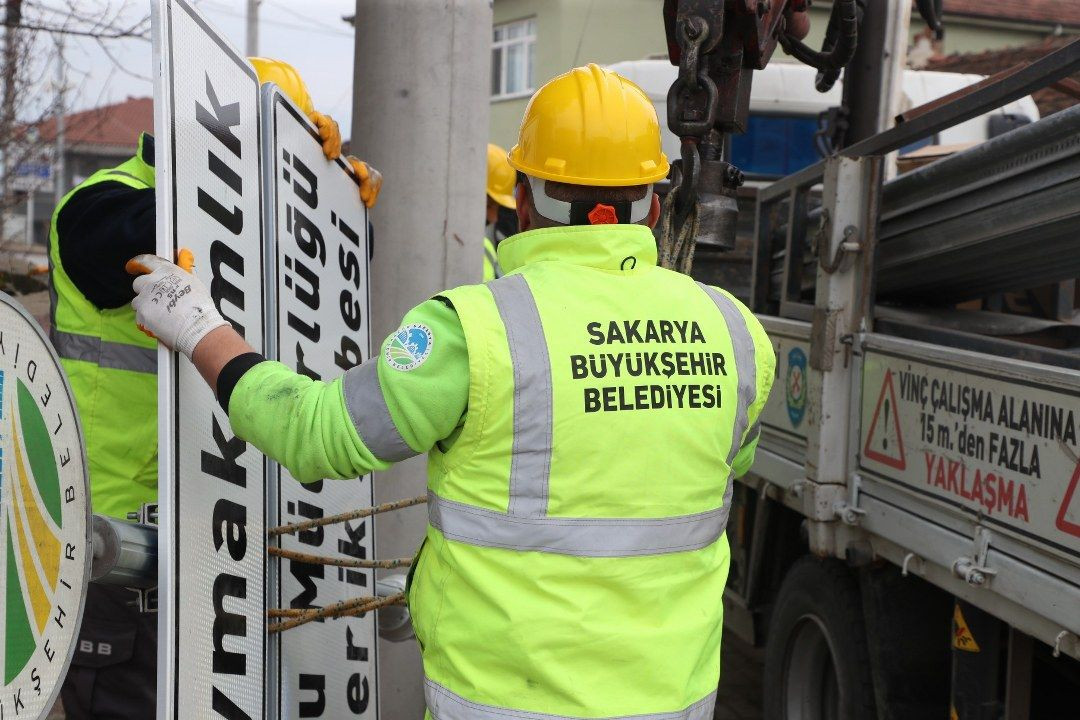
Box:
[128,253,229,358]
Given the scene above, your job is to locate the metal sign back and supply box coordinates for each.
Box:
[152,2,267,717]
[261,86,379,719]
[0,292,91,720]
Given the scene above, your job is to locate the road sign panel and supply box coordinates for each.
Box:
[0,292,91,720]
[859,350,1080,561]
[262,86,379,719]
[153,2,267,717]
[12,155,54,194]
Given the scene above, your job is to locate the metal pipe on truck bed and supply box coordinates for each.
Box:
[876,102,1080,301]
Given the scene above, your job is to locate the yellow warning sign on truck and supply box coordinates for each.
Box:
[952,604,980,653]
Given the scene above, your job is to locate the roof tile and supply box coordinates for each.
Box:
[945,0,1080,27]
[36,96,153,148]
[926,36,1080,116]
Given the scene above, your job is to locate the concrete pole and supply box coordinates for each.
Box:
[23,187,30,243]
[53,34,64,206]
[245,0,259,57]
[351,0,491,716]
[1,0,22,244]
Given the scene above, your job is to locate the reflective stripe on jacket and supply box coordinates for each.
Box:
[48,132,158,519]
[482,236,502,281]
[408,223,774,718]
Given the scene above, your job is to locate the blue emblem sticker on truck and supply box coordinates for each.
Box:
[786,347,807,428]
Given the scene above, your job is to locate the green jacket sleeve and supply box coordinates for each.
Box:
[228,298,470,483]
[728,297,777,479]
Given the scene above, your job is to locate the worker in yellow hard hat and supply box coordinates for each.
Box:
[483,142,517,280]
[51,57,375,719]
[249,57,382,207]
[129,63,774,718]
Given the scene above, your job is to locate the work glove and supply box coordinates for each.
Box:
[346,156,383,208]
[308,110,342,160]
[126,253,229,359]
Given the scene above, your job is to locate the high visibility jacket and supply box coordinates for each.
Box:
[225,223,774,718]
[410,224,774,719]
[482,236,502,281]
[48,133,158,519]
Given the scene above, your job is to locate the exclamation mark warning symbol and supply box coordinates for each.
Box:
[882,398,890,451]
[863,369,906,471]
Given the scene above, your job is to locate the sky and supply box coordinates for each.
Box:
[40,0,357,132]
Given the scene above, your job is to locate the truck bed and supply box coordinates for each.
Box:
[748,316,1080,660]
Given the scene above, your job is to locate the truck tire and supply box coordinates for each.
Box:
[763,556,876,720]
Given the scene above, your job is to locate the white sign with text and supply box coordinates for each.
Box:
[153,1,267,717]
[262,86,379,719]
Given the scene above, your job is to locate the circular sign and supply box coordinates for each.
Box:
[0,292,90,719]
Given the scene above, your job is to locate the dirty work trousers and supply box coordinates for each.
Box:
[59,585,156,719]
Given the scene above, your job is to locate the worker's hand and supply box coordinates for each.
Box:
[347,156,383,209]
[126,254,229,359]
[308,111,342,160]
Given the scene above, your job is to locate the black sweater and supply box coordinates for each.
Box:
[55,135,156,309]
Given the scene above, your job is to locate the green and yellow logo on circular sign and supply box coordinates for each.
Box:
[0,293,89,718]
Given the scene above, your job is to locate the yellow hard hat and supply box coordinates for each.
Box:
[486,143,517,209]
[508,63,670,187]
[249,57,315,116]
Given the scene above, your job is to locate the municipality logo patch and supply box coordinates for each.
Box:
[385,324,433,371]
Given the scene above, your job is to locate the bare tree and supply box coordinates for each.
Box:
[0,0,149,290]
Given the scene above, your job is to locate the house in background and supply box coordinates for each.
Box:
[488,0,1080,148]
[21,95,153,246]
[927,35,1080,117]
[490,0,668,150]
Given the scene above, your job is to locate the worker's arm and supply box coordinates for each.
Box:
[55,181,156,309]
[726,295,777,478]
[130,255,468,482]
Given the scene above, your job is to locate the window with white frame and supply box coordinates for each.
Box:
[491,17,536,99]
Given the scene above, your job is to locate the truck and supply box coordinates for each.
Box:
[697,37,1080,720]
[608,59,1041,181]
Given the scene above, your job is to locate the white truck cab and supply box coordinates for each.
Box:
[608,59,1040,178]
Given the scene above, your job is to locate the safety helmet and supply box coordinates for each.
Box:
[249,57,315,116]
[486,143,517,209]
[508,63,670,187]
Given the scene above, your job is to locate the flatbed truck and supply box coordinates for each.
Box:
[716,39,1080,720]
